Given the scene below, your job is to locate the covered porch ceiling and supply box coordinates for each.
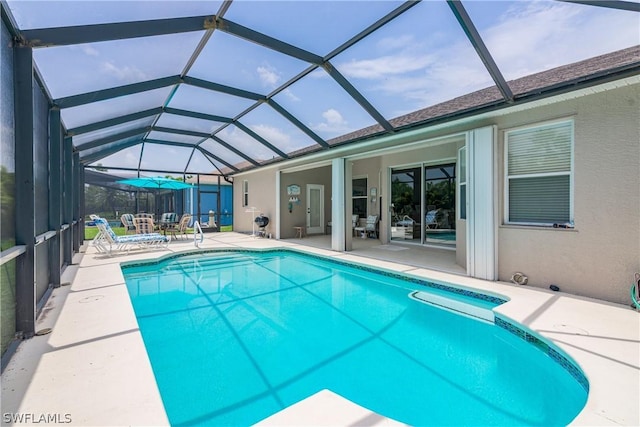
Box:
[3,0,639,179]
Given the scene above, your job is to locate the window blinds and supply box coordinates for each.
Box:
[506,121,572,224]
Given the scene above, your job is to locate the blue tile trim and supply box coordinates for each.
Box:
[495,317,589,392]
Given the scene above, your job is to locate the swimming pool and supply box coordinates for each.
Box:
[122,250,587,426]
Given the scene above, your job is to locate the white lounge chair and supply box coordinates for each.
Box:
[92,217,169,255]
[425,210,439,229]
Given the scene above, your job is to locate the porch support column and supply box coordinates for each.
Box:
[63,136,73,265]
[467,126,497,280]
[275,170,281,239]
[14,44,36,337]
[331,158,346,251]
[48,108,62,286]
[73,152,81,252]
[78,162,85,246]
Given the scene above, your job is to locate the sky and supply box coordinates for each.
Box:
[5,0,639,175]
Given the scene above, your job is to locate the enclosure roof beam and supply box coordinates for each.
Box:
[143,139,199,148]
[235,122,288,159]
[75,127,151,151]
[210,135,260,167]
[164,107,233,124]
[324,1,418,61]
[216,17,323,65]
[323,62,393,132]
[21,15,217,47]
[183,76,265,101]
[142,139,239,172]
[447,0,514,102]
[67,107,163,136]
[153,126,211,139]
[54,76,180,109]
[267,99,328,148]
[196,146,239,172]
[80,140,142,164]
[557,0,640,12]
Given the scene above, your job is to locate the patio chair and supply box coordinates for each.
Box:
[364,215,379,239]
[134,217,156,234]
[135,213,154,220]
[120,213,136,234]
[351,214,360,236]
[159,212,178,235]
[167,213,192,240]
[92,217,169,255]
[160,212,178,225]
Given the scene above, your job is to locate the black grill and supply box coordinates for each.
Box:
[255,215,269,228]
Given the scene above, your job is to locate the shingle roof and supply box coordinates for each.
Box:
[224,45,640,174]
[325,45,640,147]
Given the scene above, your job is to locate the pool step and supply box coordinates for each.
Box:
[409,291,494,323]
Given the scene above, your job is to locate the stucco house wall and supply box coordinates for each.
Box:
[232,83,639,304]
[495,84,640,303]
[233,168,276,236]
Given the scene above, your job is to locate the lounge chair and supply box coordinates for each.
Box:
[120,213,136,234]
[92,217,169,255]
[426,209,439,229]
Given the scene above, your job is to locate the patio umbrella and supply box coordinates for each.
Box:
[117,176,194,190]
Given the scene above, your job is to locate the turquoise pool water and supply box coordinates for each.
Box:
[426,230,456,241]
[122,250,587,426]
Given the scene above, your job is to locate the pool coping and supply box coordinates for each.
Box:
[1,233,638,426]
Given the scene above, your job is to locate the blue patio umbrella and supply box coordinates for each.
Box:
[117,176,194,190]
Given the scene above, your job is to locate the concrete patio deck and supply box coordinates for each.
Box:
[1,232,638,426]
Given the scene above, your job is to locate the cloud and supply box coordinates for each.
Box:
[482,2,640,80]
[249,124,296,152]
[82,45,99,57]
[311,109,352,135]
[282,88,300,102]
[92,146,140,169]
[257,64,281,88]
[339,53,435,80]
[331,1,638,118]
[376,34,416,52]
[101,61,147,83]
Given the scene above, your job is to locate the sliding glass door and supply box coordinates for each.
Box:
[390,167,421,242]
[390,163,456,247]
[424,164,456,247]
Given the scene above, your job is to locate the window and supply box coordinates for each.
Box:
[458,146,466,220]
[505,120,573,225]
[352,177,367,218]
[242,180,249,207]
